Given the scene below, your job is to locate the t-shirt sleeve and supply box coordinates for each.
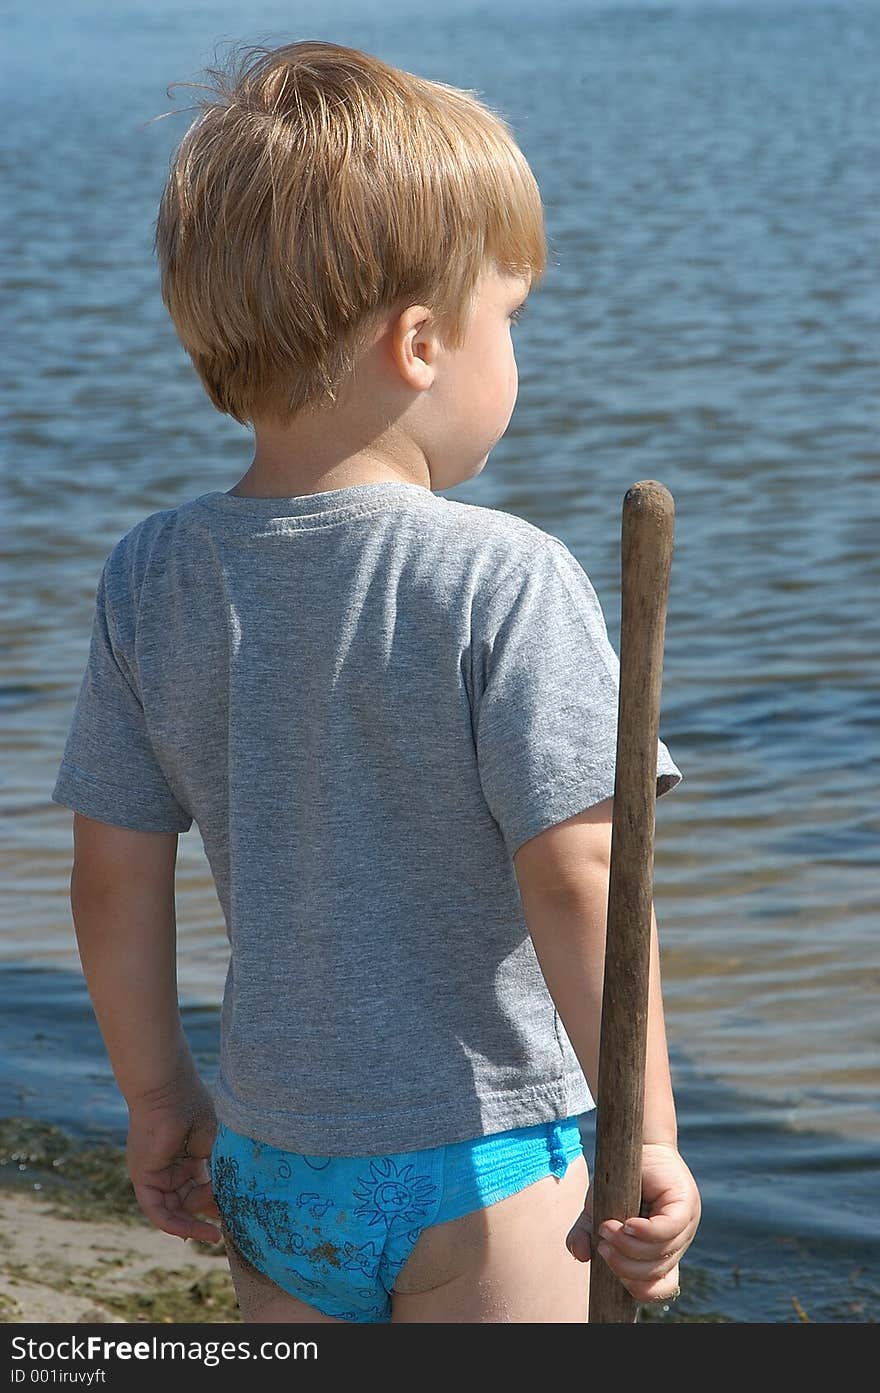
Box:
[51,563,193,834]
[473,536,682,860]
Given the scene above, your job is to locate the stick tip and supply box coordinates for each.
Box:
[623,480,675,523]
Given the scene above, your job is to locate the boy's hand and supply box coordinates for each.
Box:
[565,1142,701,1305]
[126,1077,222,1244]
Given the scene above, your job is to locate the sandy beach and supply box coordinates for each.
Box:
[0,1189,237,1324]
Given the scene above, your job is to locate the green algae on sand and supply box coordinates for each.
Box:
[0,1116,144,1223]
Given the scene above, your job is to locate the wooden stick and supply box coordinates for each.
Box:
[587,480,675,1324]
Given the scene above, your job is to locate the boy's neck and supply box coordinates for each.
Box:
[232,414,432,499]
[228,459,429,500]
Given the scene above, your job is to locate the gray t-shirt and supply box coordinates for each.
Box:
[52,480,682,1154]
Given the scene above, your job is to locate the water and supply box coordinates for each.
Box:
[2,0,878,1323]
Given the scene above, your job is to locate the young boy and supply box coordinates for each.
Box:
[52,40,700,1323]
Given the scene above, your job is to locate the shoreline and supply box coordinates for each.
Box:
[0,1190,236,1324]
[0,1117,238,1324]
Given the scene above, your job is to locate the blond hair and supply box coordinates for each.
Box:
[153,39,548,426]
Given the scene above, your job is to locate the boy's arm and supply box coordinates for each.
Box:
[70,811,220,1242]
[513,796,700,1303]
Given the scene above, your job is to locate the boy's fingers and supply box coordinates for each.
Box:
[138,1163,208,1194]
[596,1241,680,1284]
[565,1210,593,1262]
[138,1198,221,1243]
[180,1179,219,1218]
[626,1273,682,1305]
[183,1218,223,1244]
[133,1181,222,1244]
[597,1217,690,1261]
[608,1211,689,1245]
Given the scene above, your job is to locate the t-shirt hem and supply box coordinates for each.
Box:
[504,761,682,860]
[213,1069,596,1156]
[51,762,193,834]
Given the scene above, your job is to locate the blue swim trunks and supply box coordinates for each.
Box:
[211,1114,585,1323]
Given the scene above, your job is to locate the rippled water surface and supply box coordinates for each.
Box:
[2,0,878,1322]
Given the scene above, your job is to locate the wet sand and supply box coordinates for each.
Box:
[0,1190,236,1324]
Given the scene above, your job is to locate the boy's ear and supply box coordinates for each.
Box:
[388,303,437,390]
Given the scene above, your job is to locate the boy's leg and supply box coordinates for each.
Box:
[220,1222,345,1323]
[390,1151,590,1322]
